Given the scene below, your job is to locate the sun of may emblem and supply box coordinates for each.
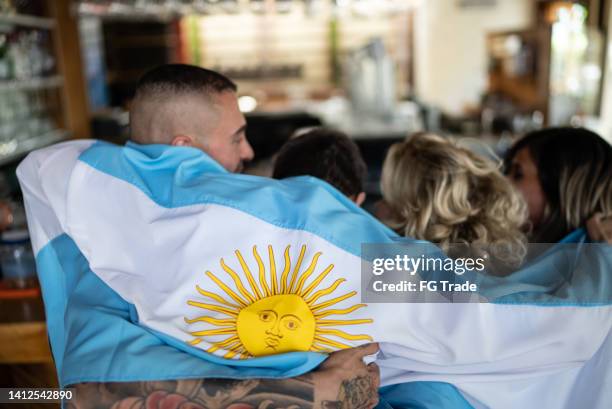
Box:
[184,244,373,359]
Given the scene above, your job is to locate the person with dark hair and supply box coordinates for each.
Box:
[130,64,253,172]
[504,127,612,242]
[60,64,380,408]
[273,128,367,206]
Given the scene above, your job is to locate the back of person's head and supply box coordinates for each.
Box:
[130,64,237,144]
[273,128,367,204]
[504,127,612,242]
[382,132,527,266]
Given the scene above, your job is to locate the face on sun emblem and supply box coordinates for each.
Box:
[185,245,373,359]
[237,294,315,356]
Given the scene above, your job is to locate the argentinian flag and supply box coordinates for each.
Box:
[18,140,612,409]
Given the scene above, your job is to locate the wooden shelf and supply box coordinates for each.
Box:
[0,322,53,364]
[0,129,70,166]
[0,76,63,92]
[0,13,55,30]
[489,71,542,108]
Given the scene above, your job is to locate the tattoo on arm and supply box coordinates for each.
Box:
[321,376,374,409]
[67,376,314,409]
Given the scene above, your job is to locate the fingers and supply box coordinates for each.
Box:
[351,342,380,359]
[367,362,380,390]
[314,349,381,409]
[321,343,378,370]
[365,363,380,409]
[367,395,380,409]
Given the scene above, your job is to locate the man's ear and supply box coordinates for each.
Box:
[171,135,194,147]
[354,192,366,207]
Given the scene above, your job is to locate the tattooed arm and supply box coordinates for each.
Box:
[67,343,380,409]
[67,377,315,409]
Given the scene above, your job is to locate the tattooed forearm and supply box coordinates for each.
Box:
[321,376,376,409]
[65,345,381,409]
[67,376,314,409]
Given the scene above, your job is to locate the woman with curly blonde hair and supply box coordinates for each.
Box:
[380,132,528,269]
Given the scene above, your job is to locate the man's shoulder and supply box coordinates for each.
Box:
[17,139,99,178]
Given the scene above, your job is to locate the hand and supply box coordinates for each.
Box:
[586,213,612,243]
[310,343,380,409]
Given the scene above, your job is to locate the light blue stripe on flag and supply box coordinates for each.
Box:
[378,382,474,409]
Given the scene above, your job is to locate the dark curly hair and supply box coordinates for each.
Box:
[272,128,367,198]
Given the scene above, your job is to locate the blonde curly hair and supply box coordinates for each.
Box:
[381,133,528,268]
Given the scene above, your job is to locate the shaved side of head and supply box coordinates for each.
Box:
[129,64,237,145]
[130,92,220,145]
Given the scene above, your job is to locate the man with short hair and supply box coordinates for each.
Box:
[66,64,380,408]
[130,64,253,172]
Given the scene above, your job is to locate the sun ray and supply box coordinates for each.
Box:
[317,318,373,326]
[228,343,246,353]
[314,335,351,349]
[206,271,248,307]
[310,344,333,353]
[224,344,247,359]
[240,352,250,359]
[301,263,335,298]
[235,250,263,300]
[314,304,367,318]
[253,246,271,298]
[190,328,237,337]
[207,338,241,354]
[294,252,322,295]
[210,336,240,349]
[306,279,345,305]
[206,339,244,353]
[187,300,238,317]
[204,271,248,307]
[219,260,256,304]
[287,245,307,293]
[184,316,236,326]
[268,245,278,295]
[311,291,358,312]
[280,245,291,294]
[315,328,373,341]
[196,285,240,309]
[188,338,203,346]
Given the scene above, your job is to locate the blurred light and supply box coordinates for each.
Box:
[504,35,521,55]
[571,3,587,23]
[583,64,602,81]
[238,95,258,112]
[567,76,580,94]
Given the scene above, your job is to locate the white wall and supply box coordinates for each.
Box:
[414,0,532,115]
[592,8,612,143]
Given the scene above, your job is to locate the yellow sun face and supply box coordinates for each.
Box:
[185,245,373,359]
[237,294,315,356]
